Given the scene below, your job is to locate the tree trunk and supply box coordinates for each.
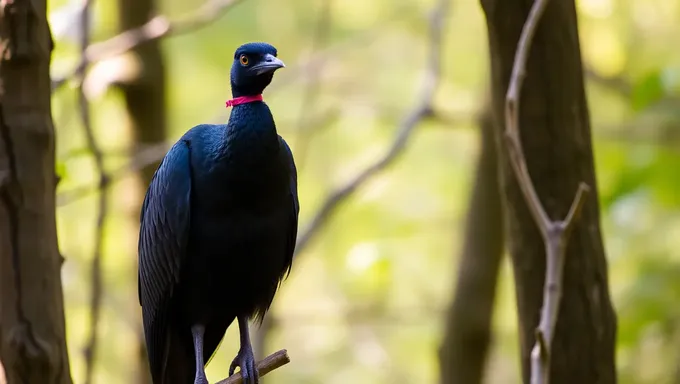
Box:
[118,0,167,183]
[0,1,73,383]
[480,1,617,383]
[116,0,167,382]
[439,104,504,384]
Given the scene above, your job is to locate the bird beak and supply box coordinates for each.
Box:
[252,54,286,75]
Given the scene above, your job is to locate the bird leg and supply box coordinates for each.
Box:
[191,324,210,384]
[229,316,259,384]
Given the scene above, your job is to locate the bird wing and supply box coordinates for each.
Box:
[138,139,193,382]
[279,135,300,276]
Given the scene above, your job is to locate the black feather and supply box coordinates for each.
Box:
[138,139,193,383]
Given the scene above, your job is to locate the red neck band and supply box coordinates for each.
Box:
[225,94,263,108]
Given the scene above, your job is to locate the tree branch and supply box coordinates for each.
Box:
[57,141,170,206]
[75,1,109,383]
[294,0,447,254]
[52,0,247,91]
[214,350,290,384]
[504,1,591,383]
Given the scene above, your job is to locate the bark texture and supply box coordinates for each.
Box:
[439,105,504,384]
[480,0,617,383]
[116,0,167,382]
[0,0,73,383]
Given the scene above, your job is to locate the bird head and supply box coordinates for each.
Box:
[230,42,285,97]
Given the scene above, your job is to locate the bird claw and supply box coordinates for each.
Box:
[229,346,259,384]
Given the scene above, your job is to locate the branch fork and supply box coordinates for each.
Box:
[503,0,591,383]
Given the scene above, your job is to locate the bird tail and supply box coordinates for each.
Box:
[156,329,195,384]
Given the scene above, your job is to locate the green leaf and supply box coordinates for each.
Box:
[55,160,68,181]
[631,71,665,111]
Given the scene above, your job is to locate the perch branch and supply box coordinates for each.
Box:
[215,349,290,384]
[504,1,591,383]
[294,0,448,254]
[52,0,247,91]
[75,0,109,383]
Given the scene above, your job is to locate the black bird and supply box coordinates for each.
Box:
[138,42,298,384]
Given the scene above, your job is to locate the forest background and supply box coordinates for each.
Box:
[1,0,679,383]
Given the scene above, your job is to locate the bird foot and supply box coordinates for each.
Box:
[229,345,259,384]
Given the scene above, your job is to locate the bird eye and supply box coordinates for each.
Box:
[239,55,249,66]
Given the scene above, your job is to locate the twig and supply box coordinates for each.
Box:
[504,1,591,383]
[215,350,290,384]
[76,1,109,383]
[57,141,170,206]
[294,0,447,254]
[52,0,246,91]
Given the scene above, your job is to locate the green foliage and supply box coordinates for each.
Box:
[631,71,666,111]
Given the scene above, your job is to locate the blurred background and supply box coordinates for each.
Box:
[48,0,680,383]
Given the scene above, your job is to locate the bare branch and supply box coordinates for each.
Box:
[294,0,448,254]
[504,0,552,235]
[504,1,591,383]
[215,350,290,384]
[561,183,590,236]
[91,0,245,62]
[76,0,109,383]
[57,141,170,206]
[52,0,246,91]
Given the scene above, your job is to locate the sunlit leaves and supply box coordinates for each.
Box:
[631,71,666,111]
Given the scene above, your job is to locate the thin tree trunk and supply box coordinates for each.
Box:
[480,0,617,383]
[116,0,167,382]
[118,0,167,183]
[0,1,73,382]
[439,104,504,384]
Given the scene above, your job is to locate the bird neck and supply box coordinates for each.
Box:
[224,102,278,149]
[218,102,279,172]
